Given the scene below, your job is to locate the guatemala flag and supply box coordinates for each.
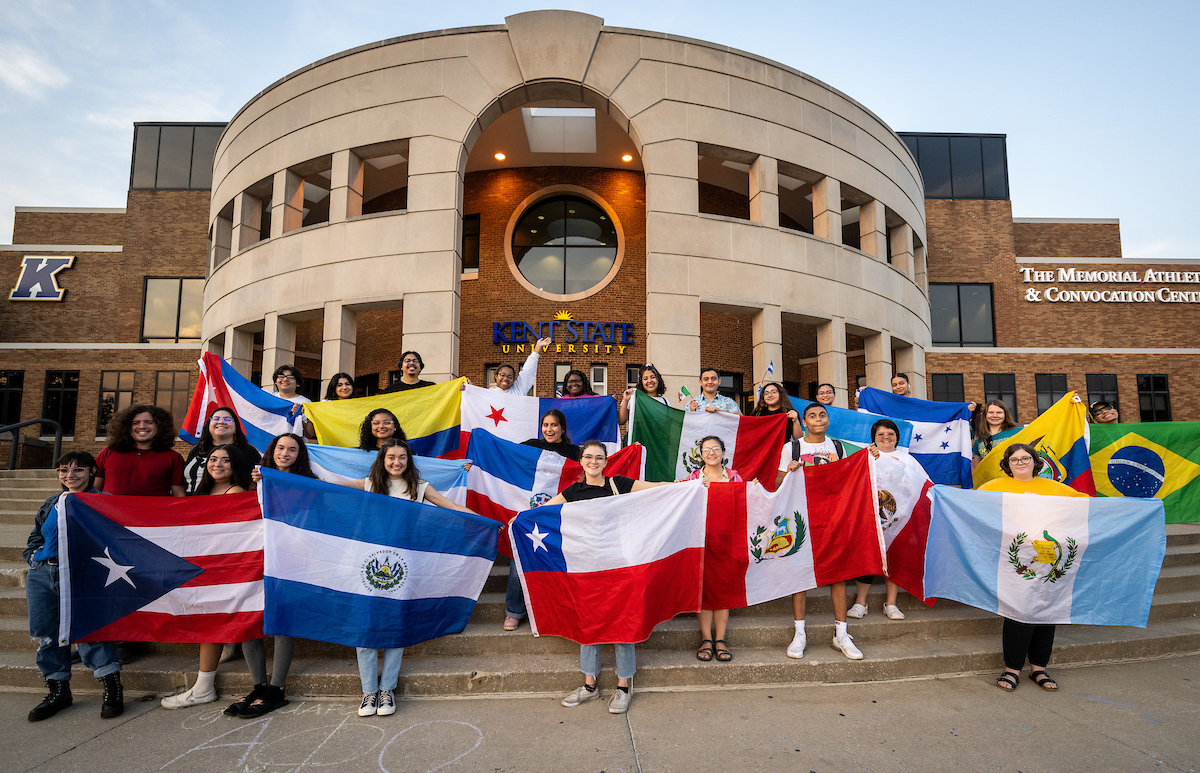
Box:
[180,353,304,450]
[258,468,498,649]
[458,384,619,456]
[306,443,470,504]
[856,387,973,488]
[925,487,1166,627]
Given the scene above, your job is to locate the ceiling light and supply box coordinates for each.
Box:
[621,154,633,162]
[494,152,506,161]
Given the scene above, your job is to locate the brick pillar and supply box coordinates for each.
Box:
[813,177,842,244]
[817,316,848,407]
[261,313,297,389]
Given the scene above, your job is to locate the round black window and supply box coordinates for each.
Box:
[512,195,618,295]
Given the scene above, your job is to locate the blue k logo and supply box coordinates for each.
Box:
[9,255,74,301]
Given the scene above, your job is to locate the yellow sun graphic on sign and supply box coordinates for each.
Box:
[554,310,573,321]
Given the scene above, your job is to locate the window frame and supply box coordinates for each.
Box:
[983,373,1018,422]
[462,213,480,274]
[141,276,204,343]
[1137,374,1172,422]
[42,370,80,437]
[930,282,996,347]
[1085,374,1119,411]
[97,371,135,437]
[590,364,608,396]
[1034,373,1069,416]
[931,373,965,403]
[154,371,191,432]
[0,370,24,428]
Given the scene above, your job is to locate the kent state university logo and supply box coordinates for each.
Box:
[362,550,408,593]
[9,255,75,301]
[750,511,806,563]
[1008,530,1078,583]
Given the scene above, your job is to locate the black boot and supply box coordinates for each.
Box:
[28,679,72,722]
[100,672,124,719]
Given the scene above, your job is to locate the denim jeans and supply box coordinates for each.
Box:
[580,644,636,680]
[27,562,120,681]
[505,562,526,619]
[356,647,403,693]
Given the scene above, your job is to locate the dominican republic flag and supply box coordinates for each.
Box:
[856,387,973,488]
[58,491,263,645]
[629,390,788,490]
[258,468,498,649]
[510,481,708,644]
[790,397,915,450]
[180,353,304,451]
[457,384,620,458]
[925,487,1166,627]
[701,451,882,610]
[307,443,470,505]
[873,450,936,605]
[973,391,1094,494]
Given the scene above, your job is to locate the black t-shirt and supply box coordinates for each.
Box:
[560,476,636,502]
[757,407,794,440]
[381,379,436,394]
[521,438,582,461]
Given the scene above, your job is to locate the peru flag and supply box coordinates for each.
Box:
[57,491,264,645]
[510,481,708,645]
[873,450,937,606]
[701,451,883,610]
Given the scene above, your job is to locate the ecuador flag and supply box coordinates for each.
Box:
[1091,421,1200,524]
[973,391,1094,494]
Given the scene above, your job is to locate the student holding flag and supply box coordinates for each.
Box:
[618,364,668,426]
[815,383,836,406]
[971,400,1020,468]
[687,368,740,414]
[183,407,261,495]
[688,436,743,663]
[323,373,356,401]
[560,369,599,398]
[891,373,911,396]
[751,382,802,440]
[851,419,914,621]
[479,337,552,395]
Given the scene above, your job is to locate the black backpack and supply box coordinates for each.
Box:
[790,437,845,463]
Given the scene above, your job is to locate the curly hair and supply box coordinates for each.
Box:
[358,408,407,451]
[367,439,422,500]
[261,433,317,478]
[635,364,666,397]
[561,369,597,397]
[753,382,794,417]
[106,404,177,452]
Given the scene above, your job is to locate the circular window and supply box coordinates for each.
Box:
[511,194,620,297]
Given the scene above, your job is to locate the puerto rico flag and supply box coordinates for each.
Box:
[457,384,619,458]
[180,353,304,451]
[57,491,264,645]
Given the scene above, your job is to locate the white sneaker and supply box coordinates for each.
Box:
[608,688,631,714]
[847,603,868,619]
[884,604,905,620]
[357,692,378,716]
[832,631,864,660]
[786,629,807,659]
[376,689,396,716]
[161,687,217,709]
[561,684,601,707]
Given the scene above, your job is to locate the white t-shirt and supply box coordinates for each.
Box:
[365,477,428,503]
[778,437,840,470]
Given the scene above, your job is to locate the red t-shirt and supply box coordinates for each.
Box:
[95,447,185,496]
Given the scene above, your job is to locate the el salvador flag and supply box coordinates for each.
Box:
[856,387,973,488]
[925,487,1166,627]
[258,468,498,649]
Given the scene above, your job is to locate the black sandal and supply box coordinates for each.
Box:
[224,683,266,716]
[714,639,733,662]
[696,639,714,662]
[995,672,1019,691]
[1028,671,1058,691]
[239,685,289,717]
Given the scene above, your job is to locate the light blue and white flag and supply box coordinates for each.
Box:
[306,443,469,505]
[791,396,915,449]
[925,487,1166,627]
[258,468,499,649]
[856,387,972,487]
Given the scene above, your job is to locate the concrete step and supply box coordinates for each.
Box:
[0,478,65,489]
[0,561,27,588]
[1166,524,1200,545]
[0,470,58,479]
[0,526,32,562]
[1164,543,1200,568]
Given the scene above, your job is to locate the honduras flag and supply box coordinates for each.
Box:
[258,468,498,649]
[306,443,470,504]
[458,384,620,456]
[925,487,1166,627]
[856,387,972,488]
[180,353,304,450]
[790,396,915,449]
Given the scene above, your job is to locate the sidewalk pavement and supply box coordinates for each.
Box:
[4,654,1198,772]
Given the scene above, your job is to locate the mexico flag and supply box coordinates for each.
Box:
[629,390,788,490]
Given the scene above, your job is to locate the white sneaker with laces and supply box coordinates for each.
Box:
[884,604,906,620]
[847,603,868,619]
[832,631,864,660]
[358,692,378,716]
[786,629,807,659]
[608,688,631,714]
[561,684,601,707]
[161,687,217,709]
[377,689,396,716]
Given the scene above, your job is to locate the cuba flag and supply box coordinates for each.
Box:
[258,468,498,649]
[180,353,304,450]
[856,387,973,488]
[925,487,1166,627]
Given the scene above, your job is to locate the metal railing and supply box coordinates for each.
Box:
[0,419,63,470]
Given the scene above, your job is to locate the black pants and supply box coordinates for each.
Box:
[1002,618,1055,670]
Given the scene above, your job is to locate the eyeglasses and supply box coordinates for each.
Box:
[57,467,87,475]
[276,374,297,381]
[701,447,723,455]
[402,359,420,365]
[1009,456,1035,465]
[580,454,607,462]
[210,416,235,424]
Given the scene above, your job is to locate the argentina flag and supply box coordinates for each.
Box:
[258,468,499,649]
[856,387,973,488]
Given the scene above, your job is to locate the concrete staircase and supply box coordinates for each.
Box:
[2,467,1198,697]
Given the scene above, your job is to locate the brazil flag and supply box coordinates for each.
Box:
[1090,422,1200,523]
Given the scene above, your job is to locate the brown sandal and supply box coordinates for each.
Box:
[696,639,714,662]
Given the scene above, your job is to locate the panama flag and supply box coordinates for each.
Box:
[259,468,498,649]
[856,387,973,488]
[457,384,620,456]
[790,396,916,450]
[58,491,263,645]
[306,443,470,505]
[180,353,305,450]
[628,390,788,490]
[510,481,708,644]
[925,487,1166,626]
[873,450,936,605]
[973,391,1094,494]
[1090,421,1200,524]
[701,451,883,610]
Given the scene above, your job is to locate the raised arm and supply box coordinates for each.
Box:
[511,339,550,396]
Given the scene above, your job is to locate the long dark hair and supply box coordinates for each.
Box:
[55,451,97,492]
[561,369,597,396]
[195,444,253,495]
[107,404,176,452]
[261,433,317,478]
[196,406,251,456]
[636,364,666,397]
[367,438,422,499]
[324,372,356,401]
[753,382,794,416]
[540,408,570,443]
[358,408,406,451]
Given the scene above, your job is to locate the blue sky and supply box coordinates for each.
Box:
[2,1,1196,257]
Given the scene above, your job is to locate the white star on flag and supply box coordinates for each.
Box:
[92,546,136,588]
[526,524,550,552]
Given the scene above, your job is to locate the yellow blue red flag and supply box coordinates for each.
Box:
[973,392,1095,494]
[303,379,464,456]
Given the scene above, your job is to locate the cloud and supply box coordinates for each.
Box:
[84,86,227,132]
[0,41,69,98]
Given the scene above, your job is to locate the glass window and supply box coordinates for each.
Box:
[626,366,639,390]
[462,214,480,273]
[591,365,608,396]
[554,363,571,397]
[981,136,1009,199]
[142,278,204,342]
[131,126,160,189]
[916,135,952,198]
[929,284,960,344]
[512,195,617,297]
[98,371,134,434]
[1035,374,1069,416]
[1137,374,1172,422]
[155,372,191,431]
[931,283,994,346]
[156,126,194,188]
[190,126,223,189]
[485,366,500,389]
[43,371,80,436]
[0,371,23,427]
[931,373,965,403]
[984,373,1018,422]
[949,136,985,199]
[130,123,225,191]
[900,133,1009,201]
[718,371,743,411]
[1086,374,1119,410]
[357,373,380,397]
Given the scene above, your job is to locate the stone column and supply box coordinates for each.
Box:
[322,302,357,394]
[749,156,779,228]
[223,325,254,379]
[230,192,262,254]
[204,337,224,357]
[752,305,783,402]
[260,313,298,389]
[271,169,304,238]
[329,149,364,223]
[210,215,232,272]
[816,316,848,407]
[895,344,927,399]
[401,292,461,383]
[859,199,887,261]
[890,223,914,278]
[647,293,700,407]
[914,244,928,293]
[864,329,893,391]
[812,177,842,244]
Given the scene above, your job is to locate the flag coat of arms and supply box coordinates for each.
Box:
[457,384,620,457]
[58,491,264,645]
[856,387,973,488]
[701,451,883,610]
[924,487,1166,626]
[180,353,304,451]
[973,391,1094,494]
[629,390,788,490]
[510,481,708,645]
[1090,421,1200,524]
[303,379,465,457]
[873,450,936,605]
[258,468,498,649]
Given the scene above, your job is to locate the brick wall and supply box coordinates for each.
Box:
[12,211,126,246]
[1013,222,1122,258]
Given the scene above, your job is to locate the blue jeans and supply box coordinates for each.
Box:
[356,647,403,693]
[505,562,526,619]
[580,644,636,680]
[26,562,120,681]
